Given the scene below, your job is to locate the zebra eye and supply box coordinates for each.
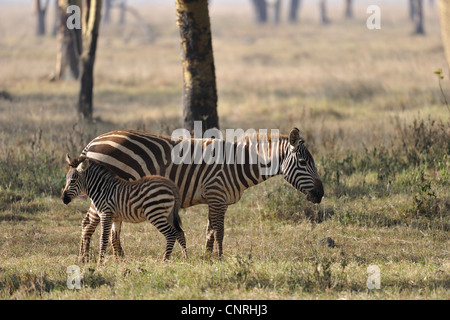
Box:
[299,159,307,166]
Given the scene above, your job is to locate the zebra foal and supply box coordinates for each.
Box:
[62,154,187,263]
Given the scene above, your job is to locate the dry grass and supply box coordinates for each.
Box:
[0,2,449,300]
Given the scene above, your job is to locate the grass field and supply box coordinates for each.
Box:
[0,1,449,300]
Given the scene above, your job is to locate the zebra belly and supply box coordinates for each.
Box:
[113,211,147,224]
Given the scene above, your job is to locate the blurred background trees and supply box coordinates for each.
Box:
[31,0,444,127]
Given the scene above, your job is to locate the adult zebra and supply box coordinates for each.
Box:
[77,127,323,258]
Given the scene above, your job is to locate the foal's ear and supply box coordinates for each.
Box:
[76,158,90,173]
[66,153,72,165]
[289,128,302,148]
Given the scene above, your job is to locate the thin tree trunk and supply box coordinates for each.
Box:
[344,0,353,19]
[118,0,126,25]
[103,0,112,24]
[273,0,282,25]
[319,0,330,24]
[78,0,102,121]
[53,0,81,81]
[34,0,49,36]
[288,0,301,23]
[252,0,267,24]
[175,0,219,132]
[52,0,58,36]
[409,0,416,20]
[413,0,425,34]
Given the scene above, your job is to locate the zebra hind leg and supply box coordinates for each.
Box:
[176,230,187,259]
[111,220,125,259]
[160,226,178,261]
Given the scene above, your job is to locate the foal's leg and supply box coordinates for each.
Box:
[111,220,124,259]
[176,231,187,259]
[98,212,113,264]
[79,204,100,263]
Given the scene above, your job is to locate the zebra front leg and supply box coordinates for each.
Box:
[79,205,100,263]
[111,220,124,259]
[206,204,228,258]
[205,216,215,256]
[98,212,113,264]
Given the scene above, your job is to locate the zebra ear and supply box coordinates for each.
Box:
[66,153,72,165]
[76,159,90,173]
[289,128,301,148]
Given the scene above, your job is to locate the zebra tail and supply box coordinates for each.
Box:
[171,204,183,232]
[168,186,183,232]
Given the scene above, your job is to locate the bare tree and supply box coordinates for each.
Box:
[409,0,415,20]
[288,0,301,23]
[52,0,58,36]
[319,0,330,25]
[344,0,353,19]
[272,0,282,25]
[252,0,268,24]
[51,0,81,81]
[118,0,126,25]
[103,0,113,24]
[34,0,50,36]
[411,0,425,34]
[78,0,102,121]
[175,0,219,132]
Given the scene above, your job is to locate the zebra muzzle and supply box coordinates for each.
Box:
[62,193,72,205]
[307,179,324,204]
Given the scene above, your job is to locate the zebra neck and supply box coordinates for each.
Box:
[85,165,120,203]
[250,136,290,184]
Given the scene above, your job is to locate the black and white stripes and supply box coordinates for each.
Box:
[62,155,187,262]
[77,127,323,257]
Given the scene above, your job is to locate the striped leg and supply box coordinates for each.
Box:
[158,226,178,261]
[150,215,180,261]
[98,212,113,264]
[205,216,215,254]
[111,220,124,259]
[205,204,228,258]
[176,230,187,259]
[79,204,100,263]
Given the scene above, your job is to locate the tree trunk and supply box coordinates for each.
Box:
[273,0,282,25]
[52,0,58,36]
[288,0,301,23]
[103,0,112,24]
[413,0,425,34]
[319,0,330,24]
[118,0,126,25]
[34,0,49,36]
[252,0,268,24]
[175,0,219,132]
[78,0,102,121]
[53,0,81,81]
[409,0,416,20]
[438,0,450,70]
[344,0,353,19]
